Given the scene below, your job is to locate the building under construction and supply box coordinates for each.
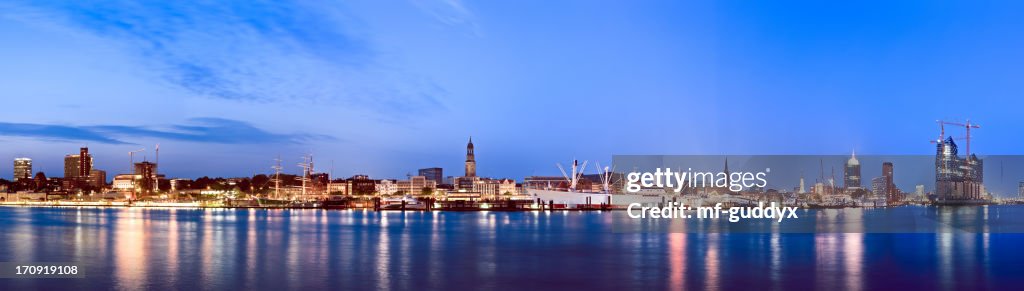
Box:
[935,135,986,204]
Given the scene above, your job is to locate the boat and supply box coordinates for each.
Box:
[380,195,426,210]
[526,159,669,209]
[321,195,351,209]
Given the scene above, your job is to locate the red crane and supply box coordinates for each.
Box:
[935,119,981,156]
[930,120,965,144]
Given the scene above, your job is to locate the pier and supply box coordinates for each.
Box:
[0,198,617,211]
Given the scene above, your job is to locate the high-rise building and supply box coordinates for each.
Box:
[798,175,805,194]
[134,161,157,196]
[418,167,443,185]
[64,155,79,179]
[465,137,476,177]
[844,151,861,189]
[63,147,93,181]
[871,176,887,198]
[935,137,984,202]
[1019,181,1024,198]
[79,147,90,178]
[13,157,32,181]
[882,162,899,202]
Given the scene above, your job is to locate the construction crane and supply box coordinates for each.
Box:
[129,149,145,172]
[930,124,965,144]
[126,148,145,201]
[934,119,981,156]
[154,144,160,175]
[931,120,945,144]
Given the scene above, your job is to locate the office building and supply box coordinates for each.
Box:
[1019,181,1023,198]
[871,176,887,198]
[134,161,157,196]
[844,151,861,189]
[64,147,93,180]
[348,175,377,195]
[90,170,107,188]
[882,162,900,202]
[418,167,443,185]
[396,176,437,195]
[13,157,32,181]
[375,179,397,196]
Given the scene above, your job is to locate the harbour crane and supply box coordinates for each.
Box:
[557,159,587,192]
[593,161,619,194]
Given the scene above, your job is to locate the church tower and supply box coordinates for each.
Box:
[465,137,476,177]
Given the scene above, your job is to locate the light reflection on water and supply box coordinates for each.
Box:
[0,206,1022,290]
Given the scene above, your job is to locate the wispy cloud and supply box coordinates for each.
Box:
[0,123,128,144]
[411,0,481,35]
[2,1,445,115]
[0,118,332,145]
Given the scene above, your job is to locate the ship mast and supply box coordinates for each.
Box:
[297,154,313,200]
[272,156,282,199]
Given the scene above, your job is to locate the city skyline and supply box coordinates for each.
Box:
[2,2,1023,291]
[2,1,1024,180]
[8,140,1024,197]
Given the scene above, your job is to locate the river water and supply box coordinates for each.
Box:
[0,206,1021,290]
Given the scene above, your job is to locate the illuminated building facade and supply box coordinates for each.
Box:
[935,137,984,202]
[844,151,861,189]
[13,157,32,181]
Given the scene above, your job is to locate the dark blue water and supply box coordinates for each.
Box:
[1,206,1022,290]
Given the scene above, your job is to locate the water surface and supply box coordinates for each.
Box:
[0,206,1022,290]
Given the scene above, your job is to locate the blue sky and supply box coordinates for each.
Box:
[1,1,1022,181]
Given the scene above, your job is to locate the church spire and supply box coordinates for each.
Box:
[465,136,477,177]
[724,157,731,191]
